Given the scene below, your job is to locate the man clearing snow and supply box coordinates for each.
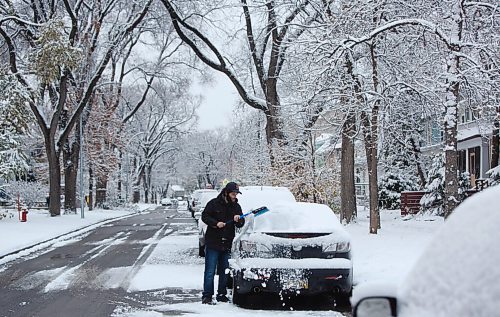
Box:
[201,182,245,304]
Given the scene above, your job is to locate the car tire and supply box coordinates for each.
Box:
[198,242,205,257]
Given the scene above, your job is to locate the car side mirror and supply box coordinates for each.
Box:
[353,297,398,317]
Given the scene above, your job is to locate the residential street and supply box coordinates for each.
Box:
[0,206,350,317]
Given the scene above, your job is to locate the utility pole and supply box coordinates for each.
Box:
[79,113,85,219]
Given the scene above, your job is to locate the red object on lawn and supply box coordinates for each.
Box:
[20,208,28,222]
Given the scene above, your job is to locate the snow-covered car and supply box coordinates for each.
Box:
[352,185,500,317]
[197,186,296,257]
[160,197,173,207]
[189,189,218,217]
[176,198,188,211]
[229,201,353,306]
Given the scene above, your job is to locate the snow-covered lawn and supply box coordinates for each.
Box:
[348,207,443,287]
[0,204,155,266]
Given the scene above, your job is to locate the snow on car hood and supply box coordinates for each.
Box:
[249,201,348,236]
[398,185,500,317]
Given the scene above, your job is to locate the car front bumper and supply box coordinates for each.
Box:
[230,258,352,295]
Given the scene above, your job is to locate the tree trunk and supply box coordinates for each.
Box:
[409,137,427,188]
[117,153,123,202]
[443,2,463,218]
[365,40,381,233]
[362,111,380,234]
[63,139,80,213]
[132,190,140,203]
[88,164,94,210]
[47,145,62,216]
[491,107,500,169]
[340,111,357,224]
[96,176,108,208]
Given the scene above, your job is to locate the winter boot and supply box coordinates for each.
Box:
[202,296,215,305]
[216,294,229,302]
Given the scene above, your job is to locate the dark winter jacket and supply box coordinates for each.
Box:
[202,192,245,251]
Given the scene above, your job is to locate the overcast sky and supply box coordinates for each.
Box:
[191,72,239,131]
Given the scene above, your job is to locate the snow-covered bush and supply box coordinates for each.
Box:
[420,154,445,215]
[487,166,500,186]
[378,172,419,210]
[419,153,471,216]
[0,71,32,180]
[3,181,48,209]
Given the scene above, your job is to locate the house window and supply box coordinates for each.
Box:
[458,150,466,174]
[465,108,471,122]
[431,122,442,144]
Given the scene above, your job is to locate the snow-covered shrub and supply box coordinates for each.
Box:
[458,172,471,201]
[3,181,48,209]
[487,166,500,186]
[378,172,420,210]
[420,154,445,216]
[0,71,32,180]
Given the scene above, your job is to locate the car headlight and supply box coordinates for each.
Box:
[323,241,350,253]
[239,240,273,258]
[336,241,350,252]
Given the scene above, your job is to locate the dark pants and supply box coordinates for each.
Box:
[203,246,230,298]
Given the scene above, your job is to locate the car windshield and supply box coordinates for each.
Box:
[250,202,343,233]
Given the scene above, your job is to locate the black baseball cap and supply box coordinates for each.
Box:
[225,182,242,194]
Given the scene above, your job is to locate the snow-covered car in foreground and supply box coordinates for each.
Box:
[197,186,297,257]
[352,185,500,317]
[230,201,353,306]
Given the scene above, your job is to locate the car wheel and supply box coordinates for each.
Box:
[198,242,205,257]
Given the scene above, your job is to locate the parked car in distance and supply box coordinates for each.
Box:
[189,189,218,218]
[160,197,173,207]
[229,199,353,307]
[197,186,297,258]
[176,197,188,211]
[352,185,500,317]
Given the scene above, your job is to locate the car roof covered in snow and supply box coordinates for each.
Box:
[198,191,219,206]
[398,185,500,317]
[238,186,296,212]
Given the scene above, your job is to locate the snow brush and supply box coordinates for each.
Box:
[225,206,269,225]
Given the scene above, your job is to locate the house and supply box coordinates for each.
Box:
[421,106,495,186]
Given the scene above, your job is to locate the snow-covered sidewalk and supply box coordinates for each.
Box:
[0,204,156,265]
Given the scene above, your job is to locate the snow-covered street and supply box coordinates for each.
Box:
[0,204,443,317]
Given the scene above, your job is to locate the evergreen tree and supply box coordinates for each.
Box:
[420,153,445,216]
[378,172,419,210]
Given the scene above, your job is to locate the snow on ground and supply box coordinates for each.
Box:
[0,203,155,266]
[113,302,338,317]
[124,207,443,293]
[348,207,443,286]
[1,201,445,316]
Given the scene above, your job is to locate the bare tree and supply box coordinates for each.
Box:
[0,0,153,215]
